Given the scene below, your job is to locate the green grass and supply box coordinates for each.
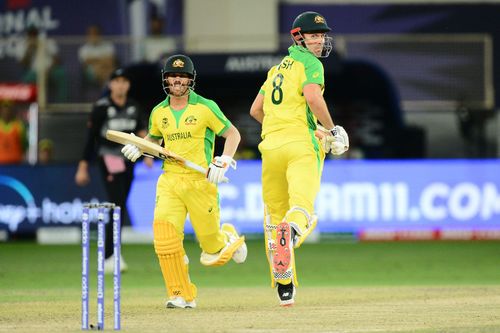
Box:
[1,240,499,292]
[1,240,500,332]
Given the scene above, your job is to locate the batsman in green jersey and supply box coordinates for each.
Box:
[250,11,349,306]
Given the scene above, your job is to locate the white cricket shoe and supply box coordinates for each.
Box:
[222,223,247,264]
[166,297,196,309]
[104,254,128,274]
[289,215,318,248]
[200,223,247,266]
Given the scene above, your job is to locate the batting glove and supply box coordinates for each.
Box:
[207,155,237,184]
[329,125,349,155]
[121,133,142,162]
[314,125,334,153]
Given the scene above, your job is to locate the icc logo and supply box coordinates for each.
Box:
[162,117,169,129]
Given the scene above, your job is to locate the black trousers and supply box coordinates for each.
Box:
[98,158,134,259]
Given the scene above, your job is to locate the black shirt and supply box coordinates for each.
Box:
[82,95,144,162]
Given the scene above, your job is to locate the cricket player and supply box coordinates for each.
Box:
[249,11,349,306]
[121,54,247,309]
[75,68,150,274]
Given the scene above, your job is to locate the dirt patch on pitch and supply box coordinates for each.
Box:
[1,286,500,333]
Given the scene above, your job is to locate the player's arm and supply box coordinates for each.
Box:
[121,133,163,162]
[144,134,162,146]
[304,84,349,155]
[75,104,105,186]
[207,124,241,184]
[303,83,335,130]
[220,124,241,158]
[137,131,156,167]
[250,92,264,124]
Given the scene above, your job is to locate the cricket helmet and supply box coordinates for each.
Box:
[161,54,196,95]
[290,11,333,57]
[291,11,331,34]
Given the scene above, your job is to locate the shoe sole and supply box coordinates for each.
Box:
[166,302,195,309]
[273,222,292,276]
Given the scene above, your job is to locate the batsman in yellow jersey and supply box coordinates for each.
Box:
[250,11,349,306]
[121,54,247,309]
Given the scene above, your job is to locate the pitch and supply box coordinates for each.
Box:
[1,240,499,332]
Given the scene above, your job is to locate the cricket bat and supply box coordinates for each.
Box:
[106,130,228,182]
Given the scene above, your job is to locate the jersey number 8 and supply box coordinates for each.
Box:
[271,73,284,105]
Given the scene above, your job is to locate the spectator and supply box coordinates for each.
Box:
[17,26,68,102]
[38,138,54,164]
[0,100,27,164]
[78,25,116,89]
[142,16,176,63]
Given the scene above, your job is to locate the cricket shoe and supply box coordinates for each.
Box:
[289,214,318,248]
[222,223,247,263]
[272,222,293,280]
[166,297,196,309]
[200,223,246,266]
[277,282,296,306]
[104,254,128,274]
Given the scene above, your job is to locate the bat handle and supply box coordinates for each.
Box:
[184,160,230,183]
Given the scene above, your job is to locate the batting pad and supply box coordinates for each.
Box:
[154,221,197,302]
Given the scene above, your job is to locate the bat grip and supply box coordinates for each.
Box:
[185,161,230,183]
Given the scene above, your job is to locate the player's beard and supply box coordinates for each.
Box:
[305,41,324,57]
[168,80,190,97]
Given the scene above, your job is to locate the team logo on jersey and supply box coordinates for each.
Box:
[107,106,116,117]
[162,117,169,128]
[314,15,325,24]
[312,72,320,78]
[172,59,185,68]
[126,106,136,115]
[184,115,197,125]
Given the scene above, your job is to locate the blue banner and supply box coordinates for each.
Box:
[2,160,500,238]
[128,160,500,235]
[0,165,106,233]
[0,0,128,36]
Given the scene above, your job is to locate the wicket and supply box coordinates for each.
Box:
[81,202,121,330]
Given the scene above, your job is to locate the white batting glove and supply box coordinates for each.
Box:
[329,125,349,155]
[207,155,237,184]
[314,125,334,153]
[120,133,142,162]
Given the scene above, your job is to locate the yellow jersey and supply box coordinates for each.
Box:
[148,91,231,174]
[260,45,325,143]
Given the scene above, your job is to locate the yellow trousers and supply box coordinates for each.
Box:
[259,133,325,286]
[153,172,228,300]
[154,172,227,253]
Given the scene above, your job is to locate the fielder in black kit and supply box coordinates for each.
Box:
[75,68,152,273]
